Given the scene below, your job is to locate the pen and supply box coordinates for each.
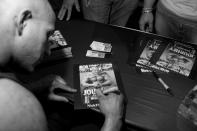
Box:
[152,71,174,96]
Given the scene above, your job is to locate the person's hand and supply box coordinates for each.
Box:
[96,89,124,120]
[46,75,77,103]
[139,12,154,32]
[28,75,77,103]
[58,0,80,21]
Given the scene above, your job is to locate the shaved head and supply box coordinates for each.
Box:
[0,0,55,71]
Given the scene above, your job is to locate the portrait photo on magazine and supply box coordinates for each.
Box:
[151,40,197,79]
[73,62,125,111]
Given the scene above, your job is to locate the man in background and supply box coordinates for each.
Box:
[0,0,125,130]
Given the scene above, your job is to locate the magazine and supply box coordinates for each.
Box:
[128,33,197,78]
[39,30,72,66]
[74,63,124,111]
[128,34,170,73]
[155,41,196,77]
[137,38,161,66]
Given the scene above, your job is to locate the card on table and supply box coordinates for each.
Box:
[85,50,112,58]
[90,41,112,53]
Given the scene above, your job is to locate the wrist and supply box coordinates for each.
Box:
[105,115,123,124]
[105,112,123,120]
[142,8,153,13]
[104,117,122,131]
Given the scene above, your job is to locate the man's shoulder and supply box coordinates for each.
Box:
[0,79,48,131]
[0,78,23,87]
[0,78,28,94]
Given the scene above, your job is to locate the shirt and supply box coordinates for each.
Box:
[161,0,197,21]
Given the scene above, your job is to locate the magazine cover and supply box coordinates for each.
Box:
[74,63,124,111]
[155,41,196,77]
[128,34,169,73]
[39,30,72,66]
[136,38,161,66]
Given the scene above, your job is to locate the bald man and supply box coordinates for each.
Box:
[0,0,125,131]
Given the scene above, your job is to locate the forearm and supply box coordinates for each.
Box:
[143,0,156,8]
[100,117,122,131]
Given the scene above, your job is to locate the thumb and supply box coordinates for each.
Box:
[95,89,104,98]
[75,0,80,12]
[48,94,69,103]
[58,7,66,20]
[139,22,145,31]
[193,85,197,90]
[149,22,153,32]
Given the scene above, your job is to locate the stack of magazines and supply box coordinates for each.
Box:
[40,30,72,65]
[128,34,197,79]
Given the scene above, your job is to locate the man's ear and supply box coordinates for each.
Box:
[16,10,32,36]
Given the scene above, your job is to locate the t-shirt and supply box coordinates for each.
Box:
[161,0,197,21]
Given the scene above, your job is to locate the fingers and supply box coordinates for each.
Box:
[139,13,154,32]
[66,7,72,21]
[95,89,105,99]
[140,23,153,32]
[140,25,145,31]
[193,85,197,91]
[148,23,153,32]
[58,6,66,20]
[139,23,145,31]
[102,87,119,95]
[58,0,79,21]
[86,0,91,6]
[101,81,112,86]
[54,81,77,93]
[56,76,67,85]
[50,76,77,94]
[48,93,69,103]
[61,85,77,93]
[74,0,80,12]
[139,16,145,31]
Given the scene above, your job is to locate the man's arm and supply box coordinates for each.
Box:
[139,0,157,32]
[101,116,122,131]
[26,75,76,103]
[96,89,124,131]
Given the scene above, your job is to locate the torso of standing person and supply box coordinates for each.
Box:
[161,0,197,21]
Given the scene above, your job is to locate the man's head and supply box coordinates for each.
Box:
[0,0,55,71]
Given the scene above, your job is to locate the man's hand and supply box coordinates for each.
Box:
[96,89,124,120]
[139,12,154,32]
[47,75,77,102]
[58,0,80,21]
[96,89,124,131]
[28,75,77,103]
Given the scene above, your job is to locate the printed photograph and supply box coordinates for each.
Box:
[78,63,119,109]
[137,39,161,66]
[156,42,196,76]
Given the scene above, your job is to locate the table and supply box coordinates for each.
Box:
[24,20,197,131]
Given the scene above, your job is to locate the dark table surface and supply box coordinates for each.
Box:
[23,20,197,131]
